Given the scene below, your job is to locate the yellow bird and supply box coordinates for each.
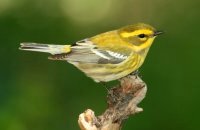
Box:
[20,23,163,82]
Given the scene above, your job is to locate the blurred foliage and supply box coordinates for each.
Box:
[0,0,199,130]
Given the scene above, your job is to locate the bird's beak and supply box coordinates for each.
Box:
[154,30,164,36]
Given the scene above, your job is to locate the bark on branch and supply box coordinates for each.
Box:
[78,75,147,130]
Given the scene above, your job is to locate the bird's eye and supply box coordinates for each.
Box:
[138,34,146,38]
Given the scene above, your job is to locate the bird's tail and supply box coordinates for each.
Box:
[19,43,71,55]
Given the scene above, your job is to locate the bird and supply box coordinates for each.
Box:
[19,23,163,82]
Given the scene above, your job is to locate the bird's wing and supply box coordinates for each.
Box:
[49,39,132,64]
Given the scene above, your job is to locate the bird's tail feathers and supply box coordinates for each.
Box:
[19,43,71,55]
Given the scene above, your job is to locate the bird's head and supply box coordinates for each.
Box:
[118,23,163,52]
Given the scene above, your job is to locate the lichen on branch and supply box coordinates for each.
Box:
[78,75,147,130]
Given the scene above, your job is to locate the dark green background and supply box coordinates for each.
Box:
[0,0,199,130]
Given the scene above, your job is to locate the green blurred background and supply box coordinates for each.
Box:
[0,0,199,130]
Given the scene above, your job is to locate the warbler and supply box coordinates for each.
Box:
[19,23,163,82]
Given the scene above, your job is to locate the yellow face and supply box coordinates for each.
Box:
[119,23,162,52]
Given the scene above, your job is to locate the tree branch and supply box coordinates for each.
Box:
[78,75,147,130]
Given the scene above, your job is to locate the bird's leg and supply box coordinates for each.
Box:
[130,69,140,76]
[100,82,109,92]
[130,70,143,79]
